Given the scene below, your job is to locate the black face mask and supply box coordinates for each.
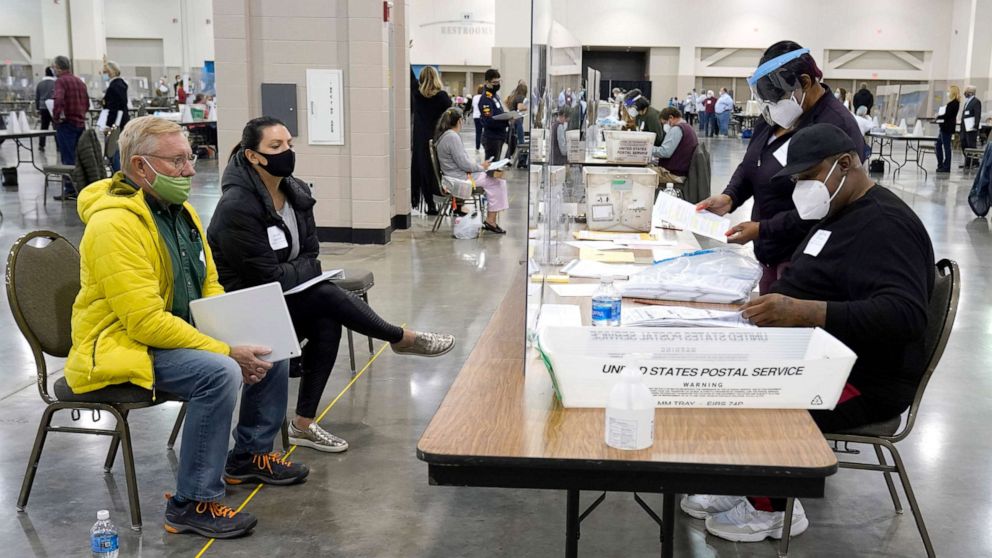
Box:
[490,83,501,93]
[255,148,295,177]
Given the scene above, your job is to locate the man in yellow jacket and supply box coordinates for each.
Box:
[67,116,309,539]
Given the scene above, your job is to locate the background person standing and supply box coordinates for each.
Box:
[34,67,56,151]
[960,85,983,169]
[51,55,89,201]
[935,85,960,173]
[411,66,451,215]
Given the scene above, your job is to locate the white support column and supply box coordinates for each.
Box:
[67,0,107,74]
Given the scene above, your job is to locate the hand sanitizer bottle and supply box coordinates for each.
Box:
[605,368,655,450]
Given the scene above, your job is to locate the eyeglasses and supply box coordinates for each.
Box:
[142,153,197,172]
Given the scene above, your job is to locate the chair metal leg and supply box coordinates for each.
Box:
[167,403,187,449]
[874,444,903,513]
[362,293,374,353]
[347,328,357,375]
[777,497,796,558]
[108,408,142,531]
[882,440,935,558]
[103,409,128,472]
[431,199,451,233]
[17,405,58,511]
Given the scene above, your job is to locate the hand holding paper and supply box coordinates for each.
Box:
[653,192,731,242]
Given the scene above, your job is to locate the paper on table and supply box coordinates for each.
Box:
[549,283,601,297]
[283,269,344,295]
[561,259,649,279]
[574,230,654,241]
[652,193,730,242]
[579,248,635,263]
[622,306,755,328]
[610,238,677,248]
[965,117,977,131]
[565,240,626,251]
[536,304,582,337]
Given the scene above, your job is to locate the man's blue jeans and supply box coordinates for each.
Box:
[151,349,289,502]
[716,111,731,136]
[55,123,84,195]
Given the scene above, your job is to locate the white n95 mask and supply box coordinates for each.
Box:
[663,123,672,133]
[792,159,846,220]
[765,90,806,129]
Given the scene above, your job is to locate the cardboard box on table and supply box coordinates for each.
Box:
[538,326,856,410]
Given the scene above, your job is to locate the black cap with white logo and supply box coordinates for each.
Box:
[772,123,857,179]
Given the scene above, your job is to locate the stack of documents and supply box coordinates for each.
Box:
[622,306,755,328]
[561,259,649,280]
[652,193,731,242]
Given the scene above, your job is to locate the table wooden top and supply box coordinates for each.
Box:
[418,271,839,477]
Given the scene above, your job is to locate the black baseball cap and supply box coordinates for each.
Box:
[772,123,857,179]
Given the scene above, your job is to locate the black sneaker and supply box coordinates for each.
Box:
[163,494,257,538]
[224,451,310,486]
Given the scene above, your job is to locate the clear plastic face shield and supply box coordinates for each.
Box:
[747,48,811,127]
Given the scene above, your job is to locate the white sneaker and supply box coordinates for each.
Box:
[288,422,349,453]
[704,499,809,542]
[680,494,747,519]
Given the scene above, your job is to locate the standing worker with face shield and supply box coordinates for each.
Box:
[623,89,664,147]
[696,41,865,292]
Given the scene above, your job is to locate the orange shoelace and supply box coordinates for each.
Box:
[251,452,294,475]
[194,501,238,519]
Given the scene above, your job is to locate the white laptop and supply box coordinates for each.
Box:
[189,282,301,362]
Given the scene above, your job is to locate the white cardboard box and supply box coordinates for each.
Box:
[538,326,856,410]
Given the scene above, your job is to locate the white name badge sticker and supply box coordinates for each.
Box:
[267,226,289,250]
[772,139,791,167]
[804,229,832,257]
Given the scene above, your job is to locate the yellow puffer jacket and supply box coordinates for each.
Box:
[65,174,230,394]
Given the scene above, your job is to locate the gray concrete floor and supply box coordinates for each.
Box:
[0,128,988,557]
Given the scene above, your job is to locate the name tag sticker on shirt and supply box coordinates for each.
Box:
[803,229,832,257]
[772,139,791,167]
[267,226,289,251]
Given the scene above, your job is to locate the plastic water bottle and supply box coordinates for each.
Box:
[90,510,119,558]
[605,368,655,450]
[663,182,683,199]
[591,276,622,327]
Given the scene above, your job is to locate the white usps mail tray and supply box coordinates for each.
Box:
[537,326,856,410]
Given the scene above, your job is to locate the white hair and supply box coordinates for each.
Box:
[105,60,121,77]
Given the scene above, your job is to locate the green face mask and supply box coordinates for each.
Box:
[141,157,191,204]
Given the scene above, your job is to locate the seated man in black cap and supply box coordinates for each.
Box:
[684,123,935,543]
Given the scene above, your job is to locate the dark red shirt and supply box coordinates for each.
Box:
[53,73,89,128]
[703,97,717,113]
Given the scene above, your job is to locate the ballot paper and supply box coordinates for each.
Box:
[549,283,601,297]
[652,194,730,242]
[622,306,755,328]
[574,230,654,241]
[487,158,512,171]
[578,248,635,263]
[283,269,344,295]
[560,259,649,280]
[611,238,677,249]
[565,240,626,251]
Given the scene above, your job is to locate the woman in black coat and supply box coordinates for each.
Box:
[411,66,451,215]
[208,117,455,453]
[102,60,130,172]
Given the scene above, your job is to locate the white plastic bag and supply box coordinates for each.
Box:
[620,248,762,303]
[453,211,483,239]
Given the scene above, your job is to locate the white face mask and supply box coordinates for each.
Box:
[766,90,806,129]
[663,123,672,133]
[626,106,638,118]
[792,159,847,220]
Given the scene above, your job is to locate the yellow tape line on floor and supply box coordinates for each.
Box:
[194,330,399,558]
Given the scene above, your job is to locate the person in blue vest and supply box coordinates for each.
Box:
[478,68,510,161]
